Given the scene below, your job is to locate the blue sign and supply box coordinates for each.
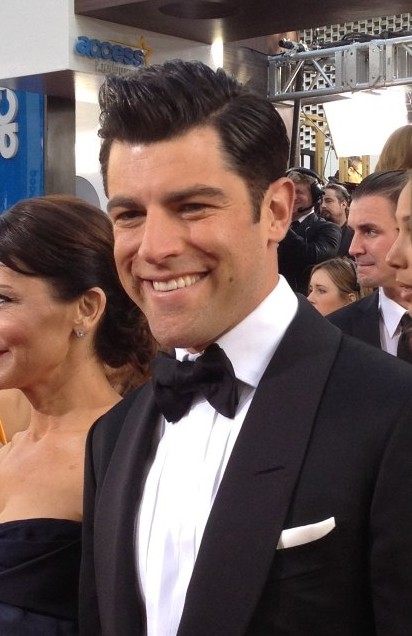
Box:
[75,36,145,67]
[0,88,44,212]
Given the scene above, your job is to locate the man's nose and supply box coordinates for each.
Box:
[138,209,185,263]
[348,232,362,257]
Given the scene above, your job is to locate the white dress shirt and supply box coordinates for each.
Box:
[137,275,298,636]
[378,287,407,356]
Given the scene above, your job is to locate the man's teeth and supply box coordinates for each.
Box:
[153,275,201,292]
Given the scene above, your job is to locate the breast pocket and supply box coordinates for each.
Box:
[273,521,343,580]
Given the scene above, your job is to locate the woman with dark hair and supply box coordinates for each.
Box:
[307,257,362,316]
[0,195,154,634]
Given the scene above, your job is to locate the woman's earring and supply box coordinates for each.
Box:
[75,329,86,338]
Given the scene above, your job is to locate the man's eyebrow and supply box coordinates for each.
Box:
[356,222,381,231]
[107,186,228,213]
[107,197,139,213]
[164,185,227,204]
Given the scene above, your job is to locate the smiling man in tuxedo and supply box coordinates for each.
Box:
[79,60,412,636]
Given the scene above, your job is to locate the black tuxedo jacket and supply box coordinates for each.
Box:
[328,289,381,348]
[80,297,412,635]
[278,212,341,294]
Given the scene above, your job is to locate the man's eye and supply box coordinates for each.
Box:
[113,209,144,222]
[180,203,207,213]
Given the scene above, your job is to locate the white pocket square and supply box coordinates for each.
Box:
[277,516,336,550]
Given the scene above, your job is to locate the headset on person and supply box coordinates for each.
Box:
[285,166,324,204]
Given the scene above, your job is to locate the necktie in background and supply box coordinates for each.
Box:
[152,343,239,422]
[397,313,412,363]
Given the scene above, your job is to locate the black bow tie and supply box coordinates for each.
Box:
[152,343,239,423]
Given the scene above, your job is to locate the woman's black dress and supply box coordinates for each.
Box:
[0,518,81,635]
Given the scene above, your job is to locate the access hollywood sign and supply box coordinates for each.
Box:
[75,35,145,69]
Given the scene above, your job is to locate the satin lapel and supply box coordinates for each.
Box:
[93,384,160,634]
[177,299,342,636]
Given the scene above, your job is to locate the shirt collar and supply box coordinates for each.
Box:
[378,287,406,337]
[176,275,298,388]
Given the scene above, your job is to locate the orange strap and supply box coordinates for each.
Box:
[0,419,7,445]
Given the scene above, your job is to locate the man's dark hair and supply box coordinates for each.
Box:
[325,182,351,204]
[351,170,408,206]
[98,59,290,219]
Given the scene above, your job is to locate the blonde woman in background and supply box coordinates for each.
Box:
[387,168,412,315]
[375,124,412,172]
[307,257,362,316]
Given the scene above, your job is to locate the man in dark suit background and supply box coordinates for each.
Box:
[320,182,354,257]
[329,170,409,355]
[79,61,412,636]
[278,169,341,293]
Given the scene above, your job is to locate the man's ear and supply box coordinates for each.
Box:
[73,287,107,336]
[263,177,295,243]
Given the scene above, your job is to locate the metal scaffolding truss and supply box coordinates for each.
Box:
[268,34,412,103]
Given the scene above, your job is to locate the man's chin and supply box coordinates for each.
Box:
[358,275,378,289]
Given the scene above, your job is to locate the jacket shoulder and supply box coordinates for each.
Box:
[310,214,341,234]
[328,291,378,326]
[87,384,151,470]
[336,331,412,396]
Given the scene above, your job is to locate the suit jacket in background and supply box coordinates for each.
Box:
[328,289,380,349]
[278,213,341,294]
[337,223,355,258]
[79,297,412,636]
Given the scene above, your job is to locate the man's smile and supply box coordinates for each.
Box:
[152,274,202,292]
